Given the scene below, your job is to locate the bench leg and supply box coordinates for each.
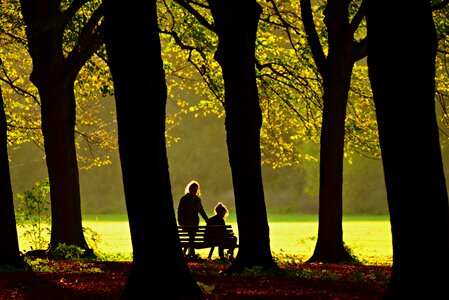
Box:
[208,246,215,259]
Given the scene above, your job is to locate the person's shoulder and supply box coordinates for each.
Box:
[179,195,189,204]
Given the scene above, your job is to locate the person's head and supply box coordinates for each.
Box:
[214,202,228,218]
[185,180,201,196]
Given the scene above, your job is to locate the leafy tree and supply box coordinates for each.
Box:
[256,1,371,166]
[1,0,115,168]
[0,67,25,268]
[103,0,203,298]
[207,0,279,273]
[256,0,449,262]
[18,0,104,252]
[0,2,42,148]
[297,0,367,263]
[166,0,379,164]
[367,1,449,298]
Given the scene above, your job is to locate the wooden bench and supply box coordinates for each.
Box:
[177,225,238,259]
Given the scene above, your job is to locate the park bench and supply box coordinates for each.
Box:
[177,225,238,259]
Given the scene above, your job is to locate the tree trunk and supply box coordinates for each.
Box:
[103,1,203,299]
[367,2,449,299]
[0,80,25,268]
[42,80,88,250]
[208,0,278,273]
[19,1,89,251]
[307,0,355,263]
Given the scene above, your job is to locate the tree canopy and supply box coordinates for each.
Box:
[2,0,449,171]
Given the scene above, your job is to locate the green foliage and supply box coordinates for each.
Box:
[25,258,57,272]
[1,0,117,169]
[343,242,361,264]
[161,0,381,168]
[291,268,341,281]
[0,0,41,147]
[434,6,449,142]
[273,254,303,274]
[197,282,216,294]
[297,268,315,279]
[3,0,449,175]
[51,243,85,261]
[83,226,102,252]
[319,270,341,281]
[24,257,104,273]
[16,180,101,254]
[15,180,51,251]
[94,251,132,262]
[162,0,449,170]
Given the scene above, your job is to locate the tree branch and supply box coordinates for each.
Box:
[173,0,215,32]
[349,0,366,35]
[300,0,326,75]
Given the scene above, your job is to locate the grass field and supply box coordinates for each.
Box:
[18,214,392,265]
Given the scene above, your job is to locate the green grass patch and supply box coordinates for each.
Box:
[18,214,392,265]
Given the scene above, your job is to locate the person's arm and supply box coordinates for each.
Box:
[177,196,185,225]
[197,198,209,222]
[199,207,209,223]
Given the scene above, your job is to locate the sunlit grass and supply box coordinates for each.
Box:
[18,214,392,265]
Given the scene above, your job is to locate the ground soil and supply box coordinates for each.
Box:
[0,259,391,299]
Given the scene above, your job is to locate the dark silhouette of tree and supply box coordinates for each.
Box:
[19,0,103,252]
[103,1,203,299]
[207,0,278,273]
[299,0,366,263]
[0,68,25,268]
[367,1,449,299]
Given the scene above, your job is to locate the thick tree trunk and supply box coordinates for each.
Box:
[367,2,449,299]
[208,0,277,273]
[308,0,355,263]
[19,1,89,252]
[0,82,25,268]
[103,1,203,299]
[40,81,88,250]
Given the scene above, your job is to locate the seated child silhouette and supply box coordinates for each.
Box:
[206,202,237,260]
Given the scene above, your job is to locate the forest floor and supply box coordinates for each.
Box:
[0,258,391,299]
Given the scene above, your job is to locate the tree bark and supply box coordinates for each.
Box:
[208,0,278,273]
[367,2,449,299]
[0,78,25,268]
[19,1,89,251]
[103,1,203,299]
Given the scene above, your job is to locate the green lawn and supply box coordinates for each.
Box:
[19,214,392,265]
